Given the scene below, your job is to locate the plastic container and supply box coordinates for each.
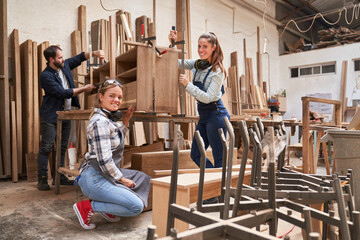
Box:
[68,142,77,170]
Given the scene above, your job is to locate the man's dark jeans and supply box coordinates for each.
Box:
[37,120,71,177]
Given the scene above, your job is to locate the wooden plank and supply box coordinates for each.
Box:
[302,98,310,174]
[322,142,331,175]
[340,60,347,119]
[20,40,34,173]
[243,38,248,106]
[0,0,10,175]
[10,29,23,173]
[33,41,40,154]
[109,15,116,78]
[256,26,263,89]
[131,149,237,177]
[25,153,37,182]
[11,101,18,182]
[135,15,148,42]
[347,109,360,129]
[71,30,82,86]
[155,48,179,113]
[136,46,153,112]
[78,5,87,76]
[38,41,49,106]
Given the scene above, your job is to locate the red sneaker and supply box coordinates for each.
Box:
[73,200,96,229]
[99,212,121,222]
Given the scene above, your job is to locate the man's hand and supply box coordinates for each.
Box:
[120,177,136,188]
[93,50,105,60]
[83,84,97,92]
[179,74,189,87]
[122,105,135,127]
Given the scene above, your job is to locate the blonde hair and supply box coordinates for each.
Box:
[97,79,123,104]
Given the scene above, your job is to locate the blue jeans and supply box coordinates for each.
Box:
[78,166,144,217]
[191,107,230,168]
[37,120,71,177]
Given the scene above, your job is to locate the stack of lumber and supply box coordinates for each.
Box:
[283,38,305,54]
[316,27,360,49]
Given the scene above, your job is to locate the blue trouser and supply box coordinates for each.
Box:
[37,120,71,177]
[78,166,144,216]
[190,107,230,168]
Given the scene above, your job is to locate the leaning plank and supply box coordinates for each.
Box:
[10,29,23,173]
[340,60,347,118]
[20,40,34,174]
[33,41,40,154]
[11,101,18,182]
[0,0,10,175]
[37,41,49,106]
[78,5,87,75]
[347,109,360,130]
[135,15,148,42]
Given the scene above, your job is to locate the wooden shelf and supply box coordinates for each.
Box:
[116,67,137,83]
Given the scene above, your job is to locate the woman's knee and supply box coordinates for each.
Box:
[129,199,143,216]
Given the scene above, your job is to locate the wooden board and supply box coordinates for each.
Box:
[25,153,37,182]
[123,141,164,168]
[0,0,10,175]
[10,29,23,174]
[135,15,148,42]
[37,41,49,106]
[347,109,360,130]
[131,148,238,177]
[20,40,34,176]
[33,41,40,154]
[11,101,18,182]
[340,61,347,118]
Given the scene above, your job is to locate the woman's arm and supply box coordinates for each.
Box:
[183,69,224,103]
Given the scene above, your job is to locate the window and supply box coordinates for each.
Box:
[354,59,360,71]
[290,62,336,78]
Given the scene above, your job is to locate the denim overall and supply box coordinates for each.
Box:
[190,68,230,168]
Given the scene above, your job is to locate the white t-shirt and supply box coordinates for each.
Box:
[58,69,72,110]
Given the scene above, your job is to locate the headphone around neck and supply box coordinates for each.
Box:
[101,108,122,122]
[194,59,211,70]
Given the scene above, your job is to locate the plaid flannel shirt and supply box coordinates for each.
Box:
[82,108,128,181]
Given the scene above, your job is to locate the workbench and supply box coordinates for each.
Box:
[53,109,304,195]
[54,109,198,194]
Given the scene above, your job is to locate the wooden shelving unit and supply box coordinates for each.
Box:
[116,44,179,114]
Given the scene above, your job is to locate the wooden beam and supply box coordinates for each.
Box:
[10,29,23,173]
[256,26,262,89]
[0,0,10,175]
[37,41,49,106]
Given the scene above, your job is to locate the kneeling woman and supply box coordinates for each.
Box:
[73,79,151,230]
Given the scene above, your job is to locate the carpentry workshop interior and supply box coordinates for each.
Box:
[3,0,360,239]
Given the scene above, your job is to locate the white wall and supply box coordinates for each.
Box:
[279,43,360,120]
[7,0,280,94]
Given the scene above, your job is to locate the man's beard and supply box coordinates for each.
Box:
[54,61,64,68]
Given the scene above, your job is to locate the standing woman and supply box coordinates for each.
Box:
[73,79,151,230]
[169,31,230,169]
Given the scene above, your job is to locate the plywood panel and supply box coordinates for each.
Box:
[0,0,10,175]
[10,29,23,173]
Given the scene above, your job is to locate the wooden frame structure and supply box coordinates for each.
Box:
[301,96,342,174]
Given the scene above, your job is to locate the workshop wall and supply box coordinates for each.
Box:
[7,0,280,96]
[279,42,360,120]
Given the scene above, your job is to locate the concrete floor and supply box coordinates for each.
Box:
[0,179,152,239]
[0,158,329,239]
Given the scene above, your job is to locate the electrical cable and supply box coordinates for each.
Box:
[280,3,360,39]
[99,0,121,12]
